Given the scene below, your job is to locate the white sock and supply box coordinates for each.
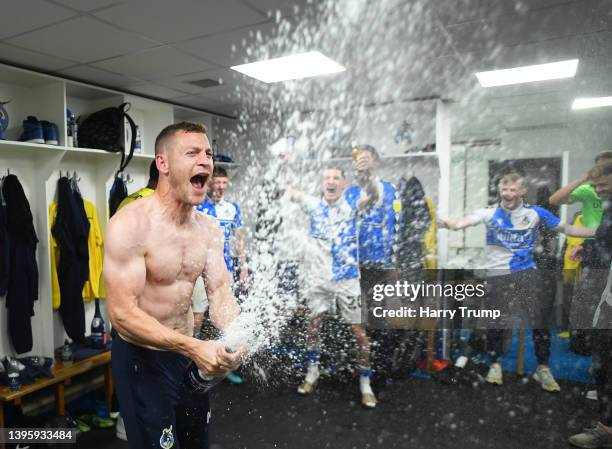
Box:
[360,374,373,395]
[305,364,319,384]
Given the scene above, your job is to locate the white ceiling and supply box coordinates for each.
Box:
[0,0,610,137]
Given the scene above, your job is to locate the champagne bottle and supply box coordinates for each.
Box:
[7,358,21,391]
[91,298,106,349]
[184,362,225,393]
[184,347,234,393]
[61,339,73,366]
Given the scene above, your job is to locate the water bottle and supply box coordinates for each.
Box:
[61,339,73,366]
[134,126,142,154]
[7,357,21,391]
[7,358,21,391]
[91,298,107,349]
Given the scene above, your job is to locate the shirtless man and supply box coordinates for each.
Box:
[104,122,241,449]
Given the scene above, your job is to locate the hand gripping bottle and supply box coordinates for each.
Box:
[184,347,235,393]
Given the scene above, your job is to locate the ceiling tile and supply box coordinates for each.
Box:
[585,0,612,32]
[478,0,574,21]
[7,16,158,63]
[173,93,224,108]
[50,0,128,12]
[576,30,612,62]
[431,0,482,26]
[0,42,77,71]
[487,91,572,110]
[174,94,240,117]
[569,105,612,123]
[176,22,277,67]
[93,0,266,43]
[0,0,76,39]
[489,2,603,48]
[57,64,142,88]
[154,69,251,97]
[241,0,313,18]
[462,36,581,71]
[578,57,612,79]
[123,82,188,100]
[499,106,569,128]
[446,20,504,59]
[478,78,575,99]
[572,74,612,97]
[92,46,215,80]
[153,70,227,95]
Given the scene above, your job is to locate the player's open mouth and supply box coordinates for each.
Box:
[190,174,208,190]
[325,187,337,194]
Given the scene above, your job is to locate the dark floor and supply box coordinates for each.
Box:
[76,373,598,449]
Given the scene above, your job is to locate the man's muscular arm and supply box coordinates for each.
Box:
[203,223,240,330]
[202,221,243,368]
[105,209,228,375]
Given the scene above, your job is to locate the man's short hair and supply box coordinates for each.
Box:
[324,166,346,179]
[155,122,207,155]
[498,172,526,188]
[213,166,228,178]
[589,160,612,179]
[353,144,380,161]
[595,151,612,163]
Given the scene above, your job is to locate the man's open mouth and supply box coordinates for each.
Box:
[190,174,208,189]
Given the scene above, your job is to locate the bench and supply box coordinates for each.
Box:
[0,351,113,448]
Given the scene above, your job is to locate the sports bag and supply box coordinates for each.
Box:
[78,102,136,173]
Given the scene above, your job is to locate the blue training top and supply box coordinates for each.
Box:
[196,198,242,272]
[468,203,561,273]
[302,195,359,282]
[345,179,397,267]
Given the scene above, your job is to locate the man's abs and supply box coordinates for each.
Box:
[120,282,196,349]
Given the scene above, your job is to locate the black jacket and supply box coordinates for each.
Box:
[52,177,90,343]
[0,187,8,297]
[2,174,39,354]
[396,176,431,280]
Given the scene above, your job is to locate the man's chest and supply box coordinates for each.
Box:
[486,209,540,247]
[144,229,208,283]
[311,203,355,239]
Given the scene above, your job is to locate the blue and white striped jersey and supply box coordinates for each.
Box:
[301,195,359,282]
[196,198,242,272]
[345,179,397,267]
[468,203,560,274]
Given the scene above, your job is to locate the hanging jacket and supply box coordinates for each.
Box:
[51,177,89,343]
[109,176,127,218]
[50,198,104,307]
[0,184,8,297]
[424,197,437,269]
[395,176,430,280]
[563,214,585,285]
[2,174,39,354]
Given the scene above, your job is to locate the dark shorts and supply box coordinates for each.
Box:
[112,335,211,449]
[479,269,546,330]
